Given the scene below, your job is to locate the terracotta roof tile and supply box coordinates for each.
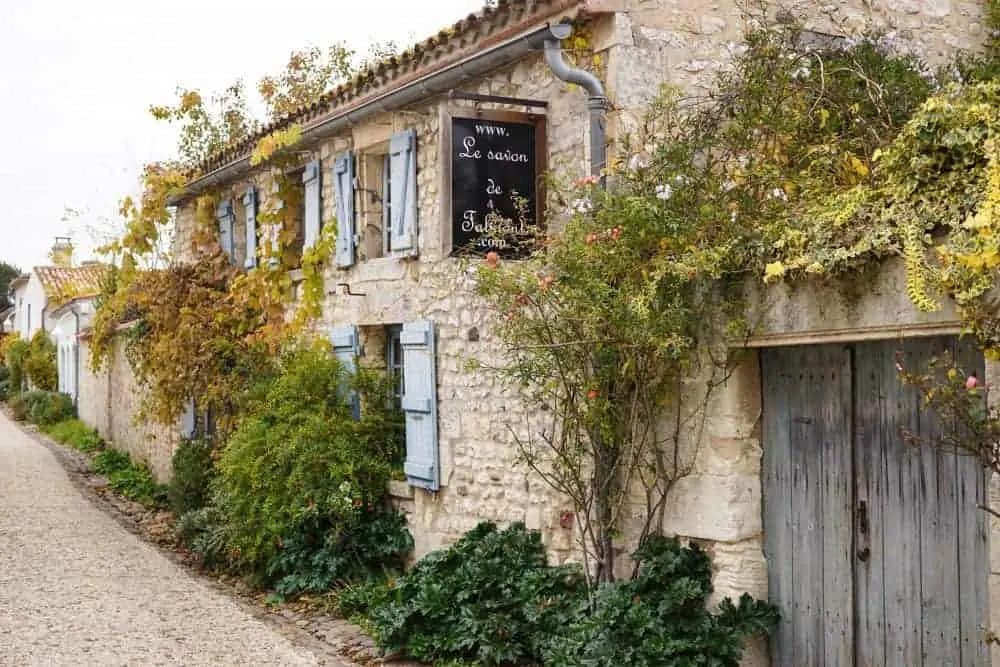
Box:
[33,264,111,302]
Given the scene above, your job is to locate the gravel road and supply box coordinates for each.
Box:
[0,411,323,666]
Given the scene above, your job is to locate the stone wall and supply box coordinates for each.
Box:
[77,336,180,480]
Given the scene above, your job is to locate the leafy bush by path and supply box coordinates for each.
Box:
[23,330,56,391]
[22,390,75,426]
[93,448,132,474]
[266,508,413,597]
[0,364,10,401]
[3,336,29,396]
[211,342,407,583]
[94,448,168,508]
[364,523,778,666]
[368,522,587,664]
[169,438,215,515]
[7,394,27,421]
[177,505,230,569]
[541,537,780,667]
[43,419,103,452]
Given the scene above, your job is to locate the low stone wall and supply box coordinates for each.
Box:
[77,337,179,481]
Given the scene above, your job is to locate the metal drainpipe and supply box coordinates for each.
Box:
[544,23,609,187]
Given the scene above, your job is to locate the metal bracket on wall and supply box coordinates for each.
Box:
[448,90,548,109]
[329,283,367,297]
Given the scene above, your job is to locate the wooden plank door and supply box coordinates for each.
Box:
[853,337,988,667]
[762,344,855,665]
[762,338,990,666]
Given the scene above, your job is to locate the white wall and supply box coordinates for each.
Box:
[12,274,48,340]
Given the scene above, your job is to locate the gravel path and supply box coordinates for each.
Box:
[0,412,323,666]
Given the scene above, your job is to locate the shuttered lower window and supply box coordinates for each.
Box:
[401,320,438,490]
[331,320,439,491]
[331,325,361,420]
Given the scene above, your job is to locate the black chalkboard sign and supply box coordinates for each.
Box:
[450,112,544,257]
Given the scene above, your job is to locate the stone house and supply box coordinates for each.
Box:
[119,0,1000,663]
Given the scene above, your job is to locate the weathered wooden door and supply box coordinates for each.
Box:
[762,337,989,666]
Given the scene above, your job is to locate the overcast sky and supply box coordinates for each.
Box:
[0,0,484,271]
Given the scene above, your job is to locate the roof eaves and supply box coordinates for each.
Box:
[185,0,581,182]
[171,0,585,203]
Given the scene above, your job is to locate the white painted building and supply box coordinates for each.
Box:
[8,262,109,343]
[50,297,96,405]
[9,272,46,339]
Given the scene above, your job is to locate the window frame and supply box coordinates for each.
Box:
[385,323,404,412]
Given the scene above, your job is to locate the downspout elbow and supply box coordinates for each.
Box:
[543,24,609,183]
[543,32,606,99]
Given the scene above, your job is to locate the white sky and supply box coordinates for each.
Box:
[0,0,484,271]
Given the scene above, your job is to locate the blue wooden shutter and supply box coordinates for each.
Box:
[180,399,196,439]
[243,187,257,269]
[331,325,360,420]
[389,129,417,255]
[216,199,235,264]
[402,320,438,490]
[302,159,321,250]
[333,151,356,268]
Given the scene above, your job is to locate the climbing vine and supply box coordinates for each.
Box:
[91,41,395,428]
[476,6,1000,585]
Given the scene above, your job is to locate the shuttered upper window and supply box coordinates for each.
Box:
[336,129,418,265]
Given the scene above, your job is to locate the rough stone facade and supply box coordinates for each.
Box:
[136,1,995,663]
[77,336,179,480]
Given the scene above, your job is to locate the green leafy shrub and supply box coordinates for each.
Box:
[93,448,132,474]
[177,505,230,569]
[0,364,10,401]
[368,522,586,664]
[43,419,103,451]
[94,447,168,508]
[169,438,215,515]
[266,508,412,597]
[23,330,56,391]
[540,537,779,667]
[212,342,405,580]
[22,390,75,426]
[335,577,394,621]
[109,465,169,508]
[3,336,29,395]
[7,394,27,421]
[366,524,778,666]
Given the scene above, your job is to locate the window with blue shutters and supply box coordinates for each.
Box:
[401,320,438,491]
[216,199,236,264]
[243,187,258,269]
[180,399,196,439]
[302,159,321,251]
[333,151,356,268]
[388,129,418,256]
[330,325,361,420]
